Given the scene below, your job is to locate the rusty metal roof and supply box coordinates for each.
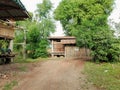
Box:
[0,0,30,20]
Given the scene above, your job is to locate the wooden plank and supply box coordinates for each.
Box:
[0,23,14,39]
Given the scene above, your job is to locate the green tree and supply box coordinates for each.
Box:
[31,0,55,58]
[36,0,52,20]
[14,0,55,59]
[54,0,113,35]
[54,0,120,62]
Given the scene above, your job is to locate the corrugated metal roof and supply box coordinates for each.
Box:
[0,0,30,20]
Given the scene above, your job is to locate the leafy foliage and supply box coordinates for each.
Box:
[14,0,55,59]
[54,0,113,34]
[90,30,120,62]
[54,0,120,62]
[36,0,52,19]
[0,40,9,48]
[34,39,49,58]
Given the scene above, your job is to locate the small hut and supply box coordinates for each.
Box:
[48,36,81,58]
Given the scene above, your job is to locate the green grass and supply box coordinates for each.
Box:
[84,62,120,90]
[13,57,49,63]
[3,80,18,90]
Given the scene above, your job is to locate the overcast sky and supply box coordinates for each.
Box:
[21,0,64,36]
[21,0,120,36]
[109,0,120,22]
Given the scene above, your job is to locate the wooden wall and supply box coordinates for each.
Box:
[65,46,91,59]
[61,39,76,44]
[53,42,64,52]
[50,38,91,59]
[0,23,14,39]
[65,46,79,58]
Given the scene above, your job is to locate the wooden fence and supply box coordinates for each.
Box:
[65,46,91,59]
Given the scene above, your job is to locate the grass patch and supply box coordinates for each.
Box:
[84,62,120,90]
[13,57,49,63]
[3,80,18,90]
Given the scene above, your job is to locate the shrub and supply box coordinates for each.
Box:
[90,30,120,62]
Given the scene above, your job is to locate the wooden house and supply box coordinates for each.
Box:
[48,36,82,58]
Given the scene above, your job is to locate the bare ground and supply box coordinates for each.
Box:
[0,59,98,90]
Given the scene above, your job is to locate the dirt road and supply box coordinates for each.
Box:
[13,59,97,90]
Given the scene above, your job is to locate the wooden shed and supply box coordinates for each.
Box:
[48,36,82,58]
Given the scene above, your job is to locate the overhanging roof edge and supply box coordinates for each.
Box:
[0,0,30,20]
[12,0,26,10]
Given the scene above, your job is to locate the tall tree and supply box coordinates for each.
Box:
[54,0,120,62]
[35,0,55,39]
[54,0,113,35]
[36,0,52,20]
[31,0,55,58]
[14,0,55,59]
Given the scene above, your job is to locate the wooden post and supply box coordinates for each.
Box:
[9,40,13,51]
[51,40,54,57]
[23,29,27,59]
[65,46,67,58]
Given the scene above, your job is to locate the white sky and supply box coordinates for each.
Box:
[109,0,120,22]
[21,0,63,36]
[21,0,120,36]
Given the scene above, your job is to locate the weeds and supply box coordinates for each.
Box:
[84,62,120,90]
[3,80,18,90]
[13,57,49,63]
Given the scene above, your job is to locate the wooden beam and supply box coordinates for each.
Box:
[0,4,20,10]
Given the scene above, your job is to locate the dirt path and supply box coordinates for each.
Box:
[13,59,97,90]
